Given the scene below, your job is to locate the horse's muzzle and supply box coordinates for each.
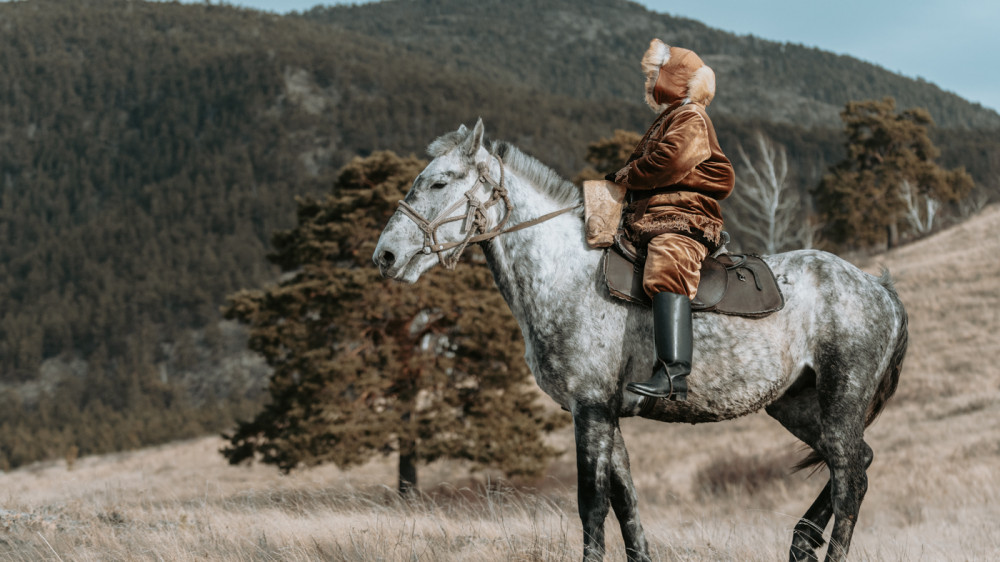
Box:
[373,249,396,278]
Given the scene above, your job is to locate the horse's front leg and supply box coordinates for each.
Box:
[573,403,618,562]
[609,424,651,562]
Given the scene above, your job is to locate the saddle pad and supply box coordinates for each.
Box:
[603,247,784,318]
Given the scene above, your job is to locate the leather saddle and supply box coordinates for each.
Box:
[603,233,784,317]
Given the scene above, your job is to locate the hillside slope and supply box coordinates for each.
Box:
[305,0,1000,131]
[1,206,998,560]
[864,204,1000,400]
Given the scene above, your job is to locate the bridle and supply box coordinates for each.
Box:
[396,153,577,269]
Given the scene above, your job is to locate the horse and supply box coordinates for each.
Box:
[373,119,908,562]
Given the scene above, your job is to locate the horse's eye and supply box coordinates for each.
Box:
[430,181,447,190]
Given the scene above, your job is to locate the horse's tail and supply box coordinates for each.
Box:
[795,269,909,472]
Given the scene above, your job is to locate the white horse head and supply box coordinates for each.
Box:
[373,119,501,282]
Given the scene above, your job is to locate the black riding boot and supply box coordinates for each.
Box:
[626,291,692,401]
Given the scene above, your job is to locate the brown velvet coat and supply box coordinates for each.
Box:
[614,42,734,248]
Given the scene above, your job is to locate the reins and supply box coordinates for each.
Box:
[396,153,577,269]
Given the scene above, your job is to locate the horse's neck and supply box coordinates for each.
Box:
[480,172,594,324]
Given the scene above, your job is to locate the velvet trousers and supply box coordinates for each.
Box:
[642,233,708,299]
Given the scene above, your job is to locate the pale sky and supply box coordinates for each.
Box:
[167,0,1000,114]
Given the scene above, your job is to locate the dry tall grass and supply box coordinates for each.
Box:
[3,207,1000,561]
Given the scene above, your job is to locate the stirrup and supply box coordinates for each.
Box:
[626,364,688,401]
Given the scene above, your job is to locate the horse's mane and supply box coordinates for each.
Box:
[426,128,582,210]
[491,141,582,209]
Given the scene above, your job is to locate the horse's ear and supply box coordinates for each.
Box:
[463,118,485,158]
[457,124,468,136]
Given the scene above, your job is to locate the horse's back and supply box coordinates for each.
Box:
[765,249,904,328]
[763,249,906,368]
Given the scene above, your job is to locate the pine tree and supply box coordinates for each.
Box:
[222,151,567,494]
[573,129,643,183]
[815,97,974,250]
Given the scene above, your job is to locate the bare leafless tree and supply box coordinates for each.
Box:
[898,178,939,235]
[729,132,810,253]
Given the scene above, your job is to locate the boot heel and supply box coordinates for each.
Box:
[668,376,688,401]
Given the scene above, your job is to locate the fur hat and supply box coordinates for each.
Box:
[642,39,716,112]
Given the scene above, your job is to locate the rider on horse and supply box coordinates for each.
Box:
[608,39,735,401]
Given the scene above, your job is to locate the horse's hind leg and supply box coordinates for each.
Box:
[767,387,834,562]
[790,443,871,562]
[816,356,880,562]
[822,431,873,562]
[789,481,833,561]
[769,361,877,562]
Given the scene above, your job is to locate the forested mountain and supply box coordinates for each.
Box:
[299,0,1000,185]
[0,0,997,468]
[303,0,1000,131]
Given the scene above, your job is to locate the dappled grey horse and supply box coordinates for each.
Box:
[373,120,908,562]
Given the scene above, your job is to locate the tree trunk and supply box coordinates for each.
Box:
[886,223,898,250]
[398,437,418,497]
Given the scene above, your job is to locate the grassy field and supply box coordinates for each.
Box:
[3,206,1000,561]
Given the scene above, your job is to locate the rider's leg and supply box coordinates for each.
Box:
[626,234,705,401]
[627,291,693,400]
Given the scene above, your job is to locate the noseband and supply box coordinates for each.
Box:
[396,154,576,269]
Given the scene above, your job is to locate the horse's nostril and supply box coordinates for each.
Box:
[380,250,396,267]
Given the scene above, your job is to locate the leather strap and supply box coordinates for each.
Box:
[426,206,577,252]
[395,153,577,268]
